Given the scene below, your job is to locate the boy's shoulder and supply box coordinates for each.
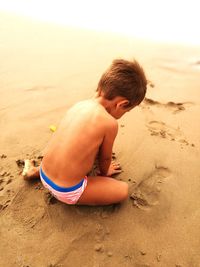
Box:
[70,99,118,128]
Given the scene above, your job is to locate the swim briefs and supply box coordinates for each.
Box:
[40,167,87,205]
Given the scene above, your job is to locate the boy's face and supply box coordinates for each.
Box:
[112,101,136,119]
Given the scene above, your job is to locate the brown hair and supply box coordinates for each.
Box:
[97,59,147,107]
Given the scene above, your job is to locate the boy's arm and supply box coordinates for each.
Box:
[98,121,118,176]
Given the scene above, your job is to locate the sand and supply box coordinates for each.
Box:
[0,12,200,267]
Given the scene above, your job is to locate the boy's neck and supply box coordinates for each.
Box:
[92,92,131,119]
[93,94,112,114]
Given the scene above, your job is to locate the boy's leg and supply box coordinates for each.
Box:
[22,159,40,180]
[77,176,128,205]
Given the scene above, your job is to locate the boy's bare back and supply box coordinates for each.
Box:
[42,99,117,187]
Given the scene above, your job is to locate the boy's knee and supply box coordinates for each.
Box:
[119,182,128,202]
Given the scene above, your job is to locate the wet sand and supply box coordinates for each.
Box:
[0,12,200,267]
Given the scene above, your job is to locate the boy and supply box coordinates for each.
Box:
[23,59,147,206]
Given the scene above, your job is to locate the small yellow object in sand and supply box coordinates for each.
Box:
[49,125,57,132]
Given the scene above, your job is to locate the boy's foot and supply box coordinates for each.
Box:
[22,159,40,180]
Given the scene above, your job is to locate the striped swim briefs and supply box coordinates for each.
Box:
[40,167,87,205]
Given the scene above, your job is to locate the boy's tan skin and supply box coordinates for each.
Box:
[24,92,135,205]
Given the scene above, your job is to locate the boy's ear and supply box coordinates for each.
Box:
[117,99,130,109]
[96,88,101,97]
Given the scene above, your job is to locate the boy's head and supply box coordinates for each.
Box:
[97,59,147,110]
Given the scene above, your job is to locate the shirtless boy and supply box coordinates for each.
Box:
[24,59,147,206]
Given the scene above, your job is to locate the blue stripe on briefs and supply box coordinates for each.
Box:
[40,167,84,192]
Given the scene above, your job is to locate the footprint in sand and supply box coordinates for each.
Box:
[0,170,13,192]
[146,120,193,146]
[142,97,193,114]
[147,120,180,140]
[0,172,13,211]
[0,199,11,211]
[130,166,171,209]
[190,59,200,71]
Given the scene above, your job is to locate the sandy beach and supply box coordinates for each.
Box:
[0,12,200,267]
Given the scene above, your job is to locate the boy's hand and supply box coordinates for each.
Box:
[106,161,122,176]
